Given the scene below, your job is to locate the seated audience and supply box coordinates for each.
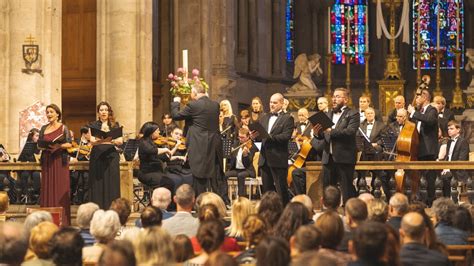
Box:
[109,198,132,237]
[98,240,136,266]
[315,211,352,266]
[432,197,469,245]
[290,225,321,258]
[133,226,174,266]
[184,219,226,266]
[0,222,28,265]
[50,227,84,266]
[135,187,174,227]
[349,221,387,266]
[383,225,401,266]
[340,198,368,252]
[76,202,99,246]
[452,206,473,235]
[256,236,291,266]
[291,194,314,218]
[227,197,255,241]
[83,210,121,263]
[357,193,374,204]
[23,221,58,265]
[399,212,449,266]
[23,211,52,241]
[274,202,310,241]
[313,186,342,222]
[292,251,337,266]
[235,214,268,264]
[387,193,408,233]
[196,192,228,223]
[162,184,199,237]
[205,251,238,266]
[257,191,283,234]
[367,198,388,223]
[140,206,163,228]
[173,234,195,263]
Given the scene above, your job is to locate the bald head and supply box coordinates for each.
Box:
[401,212,425,242]
[394,96,405,110]
[270,93,284,113]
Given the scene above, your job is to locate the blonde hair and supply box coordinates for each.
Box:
[29,221,59,259]
[227,197,255,238]
[134,227,174,266]
[197,192,227,219]
[367,199,389,223]
[0,192,8,213]
[220,100,234,116]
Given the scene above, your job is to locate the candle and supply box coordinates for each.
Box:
[182,49,188,78]
[366,5,369,52]
[436,5,440,51]
[456,0,460,50]
[328,6,331,54]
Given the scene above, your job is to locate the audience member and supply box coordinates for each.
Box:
[235,214,268,264]
[109,198,132,237]
[0,222,28,265]
[50,227,84,266]
[314,186,342,221]
[162,184,199,237]
[135,187,174,227]
[357,193,374,204]
[23,211,52,240]
[133,226,174,266]
[204,251,238,266]
[387,193,408,233]
[291,194,314,218]
[23,221,58,265]
[367,198,388,223]
[196,192,228,223]
[83,210,121,263]
[349,221,387,266]
[452,206,472,234]
[315,211,352,266]
[76,202,99,246]
[185,219,226,266]
[383,224,400,266]
[0,192,8,216]
[173,234,195,263]
[292,251,337,266]
[399,212,449,266]
[432,197,468,245]
[340,198,368,252]
[274,202,310,241]
[290,225,321,258]
[257,191,283,234]
[256,236,291,266]
[98,240,136,266]
[140,206,163,228]
[227,197,255,241]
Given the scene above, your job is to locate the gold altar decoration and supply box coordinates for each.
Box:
[377,80,405,115]
[344,53,353,107]
[433,50,442,97]
[325,53,333,103]
[451,49,465,109]
[362,53,372,99]
[288,98,317,111]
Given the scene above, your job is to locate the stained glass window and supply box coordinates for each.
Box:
[413,0,464,69]
[286,0,295,62]
[330,0,368,65]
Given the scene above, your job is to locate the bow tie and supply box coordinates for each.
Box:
[271,112,279,117]
[301,122,308,126]
[367,122,373,125]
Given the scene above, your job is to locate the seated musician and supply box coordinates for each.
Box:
[387,95,405,124]
[224,127,258,198]
[359,96,383,123]
[239,110,251,131]
[70,126,92,204]
[159,113,177,138]
[17,128,41,203]
[0,144,15,201]
[440,121,470,199]
[292,108,312,140]
[166,126,193,188]
[356,108,390,198]
[137,122,174,192]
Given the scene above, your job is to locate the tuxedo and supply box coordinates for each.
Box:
[294,121,313,138]
[359,120,386,152]
[441,136,470,196]
[359,108,383,123]
[317,106,359,203]
[258,111,294,204]
[225,142,259,197]
[437,108,455,137]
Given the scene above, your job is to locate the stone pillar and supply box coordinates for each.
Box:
[97,0,152,133]
[0,0,61,152]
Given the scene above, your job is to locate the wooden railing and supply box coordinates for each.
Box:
[306,161,474,209]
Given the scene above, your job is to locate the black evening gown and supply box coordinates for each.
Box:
[88,121,121,209]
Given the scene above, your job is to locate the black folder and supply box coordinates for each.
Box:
[248,122,271,139]
[308,112,334,130]
[37,133,66,150]
[90,126,123,139]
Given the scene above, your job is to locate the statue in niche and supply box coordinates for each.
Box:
[288,53,323,93]
[466,49,474,89]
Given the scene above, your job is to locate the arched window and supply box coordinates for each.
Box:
[330,0,368,65]
[413,0,464,69]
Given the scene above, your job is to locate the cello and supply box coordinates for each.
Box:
[287,140,312,186]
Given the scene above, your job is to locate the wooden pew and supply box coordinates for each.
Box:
[446,245,474,266]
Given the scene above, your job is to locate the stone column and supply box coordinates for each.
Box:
[0,0,61,152]
[97,0,152,134]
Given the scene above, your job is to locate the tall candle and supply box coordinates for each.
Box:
[182,49,188,74]
[456,0,460,50]
[328,7,331,54]
[366,5,369,52]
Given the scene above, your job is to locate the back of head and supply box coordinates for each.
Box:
[0,222,28,265]
[134,226,174,266]
[90,210,121,243]
[24,211,53,237]
[110,198,132,226]
[389,193,409,216]
[228,197,255,238]
[432,197,456,224]
[367,199,389,223]
[292,251,337,266]
[198,192,227,219]
[242,214,268,246]
[256,236,290,266]
[77,202,99,229]
[315,211,344,249]
[141,206,163,228]
[322,186,341,210]
[345,198,368,225]
[99,240,136,266]
[258,191,283,230]
[175,184,195,209]
[358,193,374,204]
[353,221,387,262]
[173,234,194,263]
[152,187,172,210]
[452,206,472,233]
[50,227,84,266]
[274,202,310,241]
[205,251,238,266]
[401,212,426,242]
[292,194,314,216]
[198,203,220,222]
[294,225,321,253]
[197,219,225,254]
[29,221,59,259]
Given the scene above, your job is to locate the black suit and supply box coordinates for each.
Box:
[294,121,312,137]
[410,105,439,204]
[258,111,294,205]
[438,108,455,137]
[441,136,470,197]
[225,142,258,197]
[359,108,383,123]
[317,107,359,203]
[171,96,223,195]
[400,242,449,266]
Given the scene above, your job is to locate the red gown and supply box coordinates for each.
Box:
[40,125,71,225]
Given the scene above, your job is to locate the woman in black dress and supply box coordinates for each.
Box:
[137,122,174,192]
[89,102,123,209]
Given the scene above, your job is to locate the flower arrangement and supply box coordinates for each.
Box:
[168,68,209,96]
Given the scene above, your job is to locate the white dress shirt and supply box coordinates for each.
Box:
[236,147,245,169]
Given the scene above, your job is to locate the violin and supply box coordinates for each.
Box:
[67,140,79,154]
[154,135,169,146]
[167,137,187,150]
[231,139,253,153]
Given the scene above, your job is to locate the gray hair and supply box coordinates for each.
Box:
[152,187,172,210]
[191,83,206,94]
[24,211,53,239]
[175,184,195,208]
[389,193,408,215]
[90,210,121,243]
[432,197,456,224]
[76,202,99,229]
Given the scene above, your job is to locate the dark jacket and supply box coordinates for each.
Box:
[435,221,469,245]
[258,112,294,168]
[358,120,386,156]
[444,136,470,181]
[410,105,439,158]
[438,108,455,137]
[138,138,169,174]
[228,141,258,176]
[400,242,450,266]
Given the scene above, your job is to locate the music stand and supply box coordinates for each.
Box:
[381,134,398,161]
[18,142,38,162]
[222,138,233,159]
[123,139,139,161]
[288,141,299,159]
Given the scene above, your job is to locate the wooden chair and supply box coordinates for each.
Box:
[26,207,63,227]
[446,245,474,266]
